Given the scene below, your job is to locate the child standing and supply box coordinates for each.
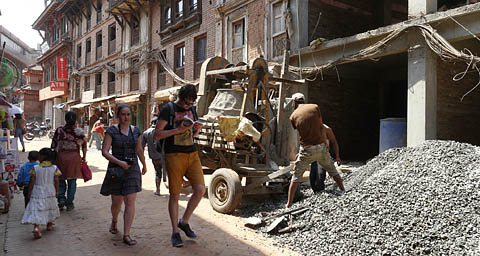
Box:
[17,151,39,207]
[21,148,61,239]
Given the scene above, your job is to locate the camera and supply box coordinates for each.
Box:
[124,157,136,165]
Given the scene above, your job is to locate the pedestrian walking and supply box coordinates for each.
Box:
[286,93,345,208]
[100,104,147,246]
[141,116,167,196]
[154,84,205,247]
[16,151,39,207]
[13,114,26,152]
[89,117,105,150]
[51,111,87,211]
[21,148,61,239]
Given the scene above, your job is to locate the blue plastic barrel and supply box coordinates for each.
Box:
[379,118,407,153]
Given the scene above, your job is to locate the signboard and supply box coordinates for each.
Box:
[39,86,66,101]
[50,81,67,91]
[81,91,94,103]
[56,57,68,81]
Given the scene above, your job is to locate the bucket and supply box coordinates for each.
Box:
[379,118,407,153]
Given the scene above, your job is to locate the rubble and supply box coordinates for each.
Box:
[242,140,480,255]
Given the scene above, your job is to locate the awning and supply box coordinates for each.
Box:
[86,95,117,104]
[70,103,90,109]
[154,86,181,100]
[115,94,145,104]
[65,99,80,105]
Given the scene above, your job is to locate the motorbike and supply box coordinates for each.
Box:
[24,119,54,140]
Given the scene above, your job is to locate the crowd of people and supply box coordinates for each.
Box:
[16,84,344,247]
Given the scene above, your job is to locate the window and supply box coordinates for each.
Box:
[176,0,183,18]
[272,2,285,35]
[96,32,102,60]
[108,70,115,95]
[77,20,82,37]
[131,19,140,46]
[45,68,50,84]
[175,44,185,68]
[74,80,80,99]
[271,1,286,58]
[158,50,167,89]
[86,9,92,31]
[108,24,116,55]
[86,38,92,65]
[165,7,172,24]
[194,36,206,79]
[231,18,245,63]
[52,62,57,81]
[95,73,102,98]
[130,71,139,91]
[96,0,102,23]
[84,75,90,91]
[76,44,82,68]
[61,17,68,36]
[190,0,197,11]
[232,19,245,49]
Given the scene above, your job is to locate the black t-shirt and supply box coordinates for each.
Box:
[158,102,197,154]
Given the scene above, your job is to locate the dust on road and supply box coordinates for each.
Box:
[3,138,297,256]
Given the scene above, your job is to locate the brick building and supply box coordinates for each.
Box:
[32,0,71,128]
[16,65,43,122]
[150,0,217,116]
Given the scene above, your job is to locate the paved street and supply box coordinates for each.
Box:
[0,138,296,256]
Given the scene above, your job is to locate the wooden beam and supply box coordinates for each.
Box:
[89,0,98,12]
[74,2,88,19]
[37,29,45,42]
[112,14,125,29]
[126,3,140,22]
[118,9,132,28]
[134,0,143,8]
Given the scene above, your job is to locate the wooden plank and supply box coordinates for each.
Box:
[244,165,293,191]
[206,65,248,76]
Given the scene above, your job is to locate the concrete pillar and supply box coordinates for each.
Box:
[408,0,437,17]
[407,32,437,146]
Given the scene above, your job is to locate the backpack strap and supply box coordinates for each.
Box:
[167,102,175,127]
[191,105,198,121]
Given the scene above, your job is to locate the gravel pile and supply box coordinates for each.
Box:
[244,140,480,255]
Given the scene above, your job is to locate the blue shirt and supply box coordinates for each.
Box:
[17,162,39,186]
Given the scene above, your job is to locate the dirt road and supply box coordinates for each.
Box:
[1,138,297,256]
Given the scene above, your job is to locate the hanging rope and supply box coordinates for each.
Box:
[269,24,480,100]
[154,50,199,86]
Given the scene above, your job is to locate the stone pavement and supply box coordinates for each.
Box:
[0,138,295,256]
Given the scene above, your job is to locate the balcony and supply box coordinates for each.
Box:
[108,0,148,12]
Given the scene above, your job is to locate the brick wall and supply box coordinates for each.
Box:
[21,92,43,122]
[246,0,265,60]
[437,60,480,145]
[151,0,217,95]
[308,74,380,160]
[308,0,378,42]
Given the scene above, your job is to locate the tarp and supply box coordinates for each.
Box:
[218,116,261,142]
[70,103,90,109]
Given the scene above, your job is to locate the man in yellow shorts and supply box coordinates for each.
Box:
[154,84,204,247]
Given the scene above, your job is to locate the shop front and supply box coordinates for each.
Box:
[39,82,68,129]
[115,94,147,132]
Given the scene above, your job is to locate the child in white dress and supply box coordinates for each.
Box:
[21,148,61,239]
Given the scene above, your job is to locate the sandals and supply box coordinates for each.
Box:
[109,221,119,234]
[123,235,137,246]
[47,223,54,231]
[32,227,42,239]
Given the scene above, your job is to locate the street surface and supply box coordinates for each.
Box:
[0,138,297,256]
